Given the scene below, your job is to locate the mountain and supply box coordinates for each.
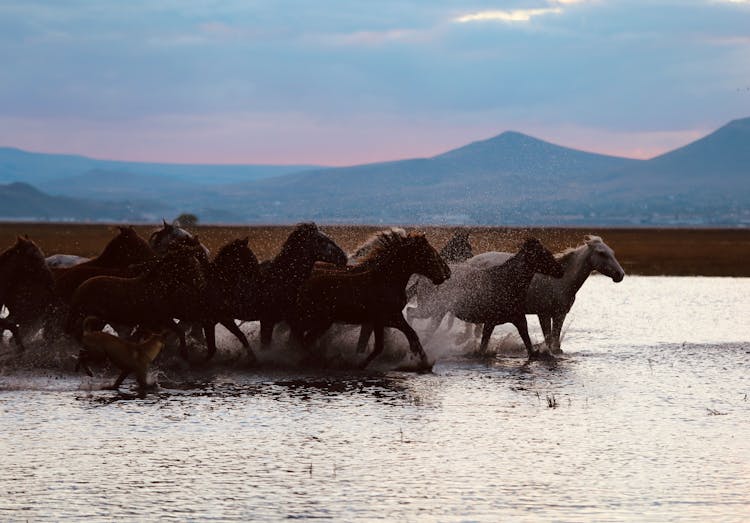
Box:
[1,118,748,225]
[220,131,644,223]
[0,182,164,221]
[0,147,321,186]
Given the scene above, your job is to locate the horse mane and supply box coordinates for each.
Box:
[556,235,604,263]
[352,228,415,271]
[350,227,407,262]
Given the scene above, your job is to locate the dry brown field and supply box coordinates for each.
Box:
[1,222,749,276]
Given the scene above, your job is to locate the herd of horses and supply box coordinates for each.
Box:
[0,221,626,386]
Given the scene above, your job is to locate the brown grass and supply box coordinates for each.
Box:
[2,222,749,276]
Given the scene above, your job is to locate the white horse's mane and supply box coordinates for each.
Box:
[557,235,604,261]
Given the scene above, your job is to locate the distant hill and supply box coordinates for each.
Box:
[0,147,321,186]
[219,131,643,223]
[1,118,748,225]
[0,182,164,221]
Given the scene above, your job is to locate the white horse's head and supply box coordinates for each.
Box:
[585,235,625,282]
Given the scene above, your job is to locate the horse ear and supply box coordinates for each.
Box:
[163,218,169,227]
[242,236,249,246]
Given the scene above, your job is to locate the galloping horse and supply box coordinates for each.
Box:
[66,241,208,358]
[246,223,347,346]
[414,238,564,359]
[0,236,61,345]
[348,229,472,353]
[53,226,156,303]
[467,235,625,352]
[197,238,260,360]
[293,229,451,371]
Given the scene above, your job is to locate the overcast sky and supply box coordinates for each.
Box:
[1,0,749,165]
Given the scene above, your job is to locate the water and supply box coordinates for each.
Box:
[1,276,749,521]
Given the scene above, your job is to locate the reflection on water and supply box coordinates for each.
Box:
[1,277,749,521]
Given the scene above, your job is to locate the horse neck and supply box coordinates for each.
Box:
[210,256,255,289]
[270,245,317,285]
[490,251,538,287]
[556,246,594,294]
[367,249,416,288]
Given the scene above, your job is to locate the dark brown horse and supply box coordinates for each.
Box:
[53,226,156,303]
[293,229,451,371]
[242,223,348,346]
[66,241,208,358]
[195,237,260,360]
[0,236,61,345]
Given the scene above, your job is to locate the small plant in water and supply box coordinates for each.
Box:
[547,394,558,409]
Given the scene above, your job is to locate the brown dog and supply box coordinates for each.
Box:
[75,316,166,390]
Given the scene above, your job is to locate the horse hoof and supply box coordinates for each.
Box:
[528,350,556,362]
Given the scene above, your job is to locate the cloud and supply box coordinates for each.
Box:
[454,7,563,23]
[1,0,749,163]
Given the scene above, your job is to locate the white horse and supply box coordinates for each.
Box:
[466,235,624,352]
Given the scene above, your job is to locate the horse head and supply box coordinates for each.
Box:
[97,226,154,267]
[519,238,564,278]
[149,220,206,257]
[285,222,347,267]
[410,234,451,285]
[0,236,40,285]
[440,230,473,263]
[584,236,625,282]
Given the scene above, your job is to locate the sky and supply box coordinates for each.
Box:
[0,0,749,166]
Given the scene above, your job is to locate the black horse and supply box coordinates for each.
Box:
[198,238,260,360]
[0,236,62,346]
[439,230,474,263]
[239,223,347,346]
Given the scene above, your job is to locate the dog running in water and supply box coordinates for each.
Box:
[75,316,166,390]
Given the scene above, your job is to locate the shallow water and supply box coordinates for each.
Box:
[1,276,749,521]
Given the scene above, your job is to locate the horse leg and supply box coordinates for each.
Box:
[551,313,565,354]
[538,314,553,351]
[356,324,373,353]
[387,314,430,371]
[203,322,218,361]
[166,320,188,360]
[107,370,130,390]
[360,323,384,370]
[479,323,495,353]
[515,315,552,361]
[220,319,250,348]
[260,320,275,348]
